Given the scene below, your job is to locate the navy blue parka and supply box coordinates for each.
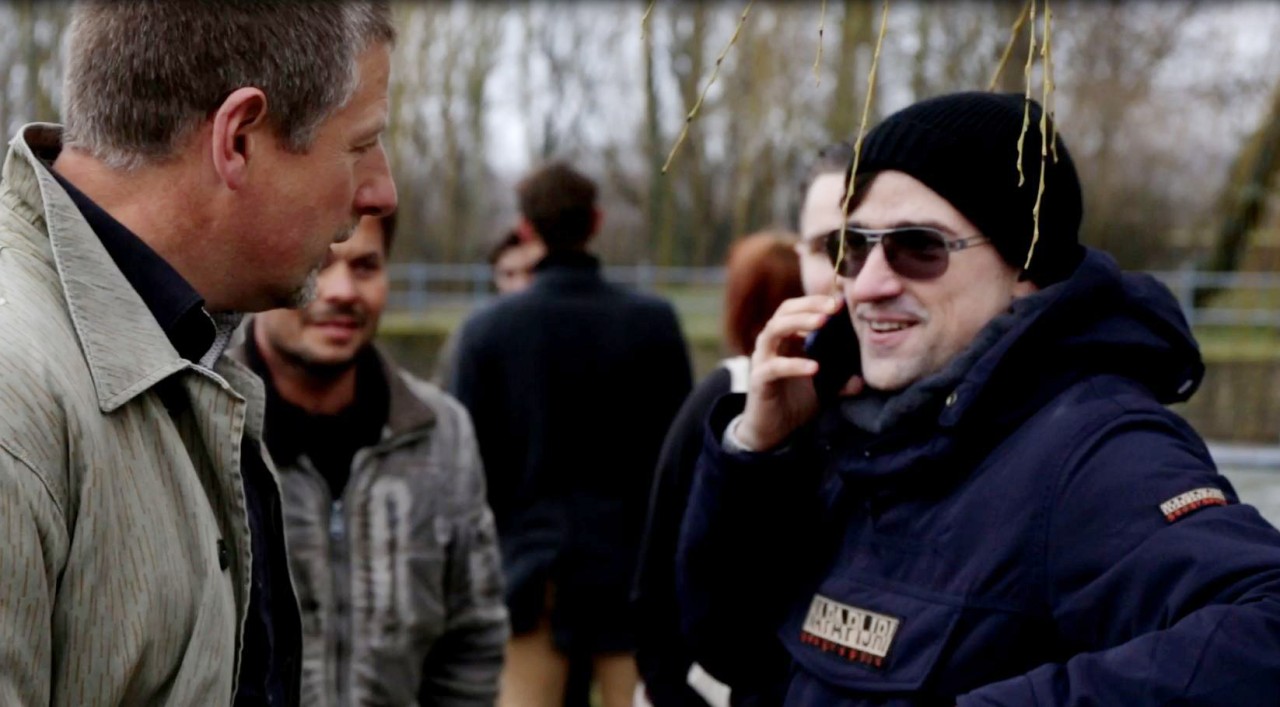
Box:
[677,249,1280,705]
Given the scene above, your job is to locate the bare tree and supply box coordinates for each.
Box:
[0,0,67,136]
[1203,79,1280,286]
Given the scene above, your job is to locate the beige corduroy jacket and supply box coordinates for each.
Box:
[0,124,280,705]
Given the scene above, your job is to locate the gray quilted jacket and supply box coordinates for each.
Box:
[232,343,508,706]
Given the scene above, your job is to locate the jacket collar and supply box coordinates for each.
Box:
[533,249,600,272]
[3,124,188,412]
[381,348,437,437]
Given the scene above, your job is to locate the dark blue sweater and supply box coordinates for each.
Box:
[678,249,1280,705]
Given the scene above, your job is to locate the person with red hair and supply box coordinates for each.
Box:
[633,230,804,707]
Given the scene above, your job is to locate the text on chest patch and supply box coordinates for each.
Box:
[800,594,900,668]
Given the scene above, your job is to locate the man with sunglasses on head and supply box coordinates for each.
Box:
[677,91,1280,705]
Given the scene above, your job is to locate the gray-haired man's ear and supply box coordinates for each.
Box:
[210,87,270,192]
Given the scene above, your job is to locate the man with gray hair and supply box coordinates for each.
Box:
[0,2,397,705]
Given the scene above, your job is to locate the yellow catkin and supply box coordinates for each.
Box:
[1016,0,1037,188]
[662,1,755,174]
[813,0,828,86]
[833,0,890,291]
[987,0,1032,92]
[641,0,656,41]
[1044,2,1058,163]
[1025,1,1052,271]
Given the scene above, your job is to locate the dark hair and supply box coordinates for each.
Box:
[487,230,524,265]
[516,161,598,251]
[723,231,805,356]
[807,141,855,189]
[794,141,854,225]
[840,171,877,217]
[377,209,397,254]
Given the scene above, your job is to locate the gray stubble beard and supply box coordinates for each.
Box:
[287,267,321,308]
[286,220,357,308]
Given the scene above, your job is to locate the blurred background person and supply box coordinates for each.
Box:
[434,229,545,386]
[492,229,547,295]
[632,141,852,707]
[238,212,508,706]
[451,161,692,707]
[633,231,803,707]
[480,230,594,707]
[795,141,853,298]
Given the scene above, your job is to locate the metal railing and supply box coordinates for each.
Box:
[1149,268,1280,328]
[387,263,727,312]
[388,262,1280,328]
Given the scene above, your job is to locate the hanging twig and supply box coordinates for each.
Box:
[833,0,890,287]
[1044,0,1058,163]
[813,0,827,87]
[641,0,656,41]
[1015,0,1037,188]
[987,0,1032,92]
[1025,0,1054,271]
[662,1,755,174]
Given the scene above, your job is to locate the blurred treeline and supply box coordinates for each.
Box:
[3,0,1279,271]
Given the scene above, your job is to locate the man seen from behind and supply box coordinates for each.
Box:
[451,162,693,707]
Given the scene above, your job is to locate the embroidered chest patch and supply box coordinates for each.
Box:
[1160,487,1228,522]
[799,594,900,669]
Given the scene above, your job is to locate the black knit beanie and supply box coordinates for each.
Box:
[854,91,1084,286]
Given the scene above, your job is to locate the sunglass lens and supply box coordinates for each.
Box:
[884,228,948,279]
[825,229,869,277]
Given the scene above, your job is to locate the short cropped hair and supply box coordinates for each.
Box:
[515,161,598,251]
[62,0,396,171]
[724,231,805,356]
[792,141,853,225]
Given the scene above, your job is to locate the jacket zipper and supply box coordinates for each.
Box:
[330,497,347,704]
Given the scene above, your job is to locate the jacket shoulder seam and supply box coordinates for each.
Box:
[0,440,68,526]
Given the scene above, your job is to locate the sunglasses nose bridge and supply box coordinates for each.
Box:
[845,236,908,301]
[853,228,952,281]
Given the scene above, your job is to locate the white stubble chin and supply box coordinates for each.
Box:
[287,266,321,308]
[288,221,357,308]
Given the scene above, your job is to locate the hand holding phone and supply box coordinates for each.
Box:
[736,296,861,452]
[803,301,863,403]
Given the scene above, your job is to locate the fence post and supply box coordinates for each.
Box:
[638,258,654,292]
[472,263,489,300]
[411,265,428,312]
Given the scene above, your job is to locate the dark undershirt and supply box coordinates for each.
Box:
[247,333,389,499]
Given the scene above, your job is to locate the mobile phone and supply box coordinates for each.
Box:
[803,304,862,401]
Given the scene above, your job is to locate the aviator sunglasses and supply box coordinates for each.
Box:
[824,225,990,280]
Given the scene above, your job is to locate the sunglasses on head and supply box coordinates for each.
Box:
[824,225,990,280]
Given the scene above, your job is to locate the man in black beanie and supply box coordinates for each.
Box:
[677,92,1280,705]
